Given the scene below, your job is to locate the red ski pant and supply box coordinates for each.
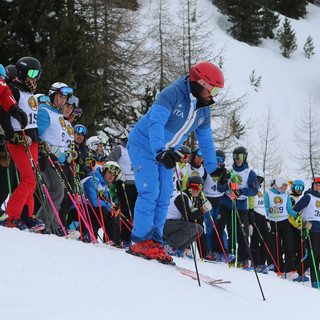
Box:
[6,142,38,219]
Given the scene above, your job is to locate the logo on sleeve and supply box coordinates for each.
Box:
[198,118,204,126]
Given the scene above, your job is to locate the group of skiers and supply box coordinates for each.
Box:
[0,58,319,289]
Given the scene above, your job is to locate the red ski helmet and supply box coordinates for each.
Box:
[189,61,224,97]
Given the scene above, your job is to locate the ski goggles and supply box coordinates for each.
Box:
[74,125,87,135]
[27,69,40,79]
[39,95,50,103]
[58,86,73,97]
[196,150,202,156]
[188,183,203,192]
[105,165,121,175]
[182,154,191,160]
[73,107,82,117]
[294,185,304,192]
[67,95,79,108]
[233,153,245,161]
[257,176,264,184]
[314,177,320,183]
[196,78,221,97]
[216,156,225,163]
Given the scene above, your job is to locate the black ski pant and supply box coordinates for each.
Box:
[297,232,320,283]
[163,219,203,251]
[290,224,305,270]
[212,204,250,262]
[195,216,209,258]
[250,213,270,266]
[269,219,295,273]
[59,164,75,229]
[116,181,137,242]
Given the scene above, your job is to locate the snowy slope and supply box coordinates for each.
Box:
[0,228,318,320]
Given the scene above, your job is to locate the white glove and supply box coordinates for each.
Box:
[45,143,61,158]
[267,220,271,232]
[249,225,253,237]
[201,199,212,213]
[116,172,127,182]
[65,150,78,163]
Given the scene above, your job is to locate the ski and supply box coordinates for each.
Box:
[175,266,231,285]
[126,248,231,285]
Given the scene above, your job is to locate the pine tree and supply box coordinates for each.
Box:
[260,1,280,39]
[276,17,297,58]
[274,0,308,19]
[303,35,315,58]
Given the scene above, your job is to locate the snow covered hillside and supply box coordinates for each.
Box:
[0,228,318,320]
[139,0,320,180]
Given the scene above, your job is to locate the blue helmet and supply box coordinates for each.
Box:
[291,179,305,193]
[74,124,88,136]
[0,64,6,80]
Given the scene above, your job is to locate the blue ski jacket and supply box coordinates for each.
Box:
[217,163,258,210]
[37,102,65,163]
[128,76,218,174]
[82,168,112,210]
[293,189,320,233]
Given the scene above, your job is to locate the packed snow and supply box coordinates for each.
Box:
[0,227,318,320]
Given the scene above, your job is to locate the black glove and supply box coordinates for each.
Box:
[210,166,224,179]
[155,150,178,169]
[233,189,242,198]
[248,209,255,225]
[210,164,230,185]
[9,105,28,129]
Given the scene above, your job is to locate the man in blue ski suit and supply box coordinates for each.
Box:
[127,61,225,262]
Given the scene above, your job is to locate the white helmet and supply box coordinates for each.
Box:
[48,82,73,100]
[87,135,107,152]
[100,161,121,176]
[274,174,289,188]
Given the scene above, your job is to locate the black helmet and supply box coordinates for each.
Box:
[16,56,42,81]
[177,145,191,157]
[5,65,17,81]
[233,146,247,166]
[216,149,225,163]
[186,175,204,190]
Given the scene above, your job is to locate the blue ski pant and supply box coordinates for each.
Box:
[128,143,174,243]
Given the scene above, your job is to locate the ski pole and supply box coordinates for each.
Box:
[90,162,108,241]
[299,218,305,282]
[47,156,97,243]
[227,184,266,301]
[121,182,133,222]
[307,234,320,290]
[21,130,68,236]
[253,222,280,273]
[173,162,201,287]
[206,211,230,267]
[54,159,96,242]
[195,220,204,260]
